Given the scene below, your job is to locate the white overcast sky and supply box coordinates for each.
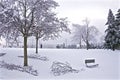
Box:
[54,0,119,33]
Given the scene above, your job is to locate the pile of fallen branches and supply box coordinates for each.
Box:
[51,61,79,76]
[18,54,49,61]
[0,61,38,76]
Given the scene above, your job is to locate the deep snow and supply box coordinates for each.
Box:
[0,48,120,80]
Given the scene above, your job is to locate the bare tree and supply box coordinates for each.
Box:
[82,18,90,50]
[33,9,70,53]
[13,0,60,66]
[72,24,83,48]
[72,19,99,49]
[32,3,58,53]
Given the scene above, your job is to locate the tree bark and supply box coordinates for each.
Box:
[86,40,89,50]
[79,39,82,48]
[36,37,39,54]
[24,36,28,66]
[84,18,89,50]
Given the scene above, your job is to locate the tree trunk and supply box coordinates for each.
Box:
[86,19,89,50]
[36,37,39,54]
[79,37,82,48]
[112,45,115,51]
[86,40,89,50]
[24,36,28,66]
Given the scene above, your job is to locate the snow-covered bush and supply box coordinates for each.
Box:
[51,61,79,76]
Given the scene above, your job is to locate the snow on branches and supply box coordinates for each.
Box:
[51,61,79,76]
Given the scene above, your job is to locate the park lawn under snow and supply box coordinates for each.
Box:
[0,48,120,80]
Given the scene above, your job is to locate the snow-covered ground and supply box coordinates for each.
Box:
[0,48,120,80]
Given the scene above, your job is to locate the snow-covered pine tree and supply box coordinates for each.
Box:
[116,9,120,26]
[104,9,117,51]
[115,9,120,49]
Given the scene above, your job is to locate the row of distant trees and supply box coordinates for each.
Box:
[0,0,70,66]
[56,43,104,49]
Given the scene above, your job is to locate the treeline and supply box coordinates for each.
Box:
[56,43,104,49]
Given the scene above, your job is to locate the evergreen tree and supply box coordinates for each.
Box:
[115,9,120,48]
[104,9,117,51]
[116,9,120,26]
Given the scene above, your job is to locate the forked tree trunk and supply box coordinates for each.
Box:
[24,36,28,66]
